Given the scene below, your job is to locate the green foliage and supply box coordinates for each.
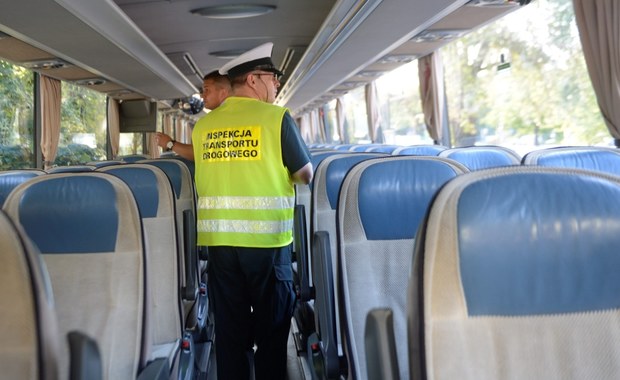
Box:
[54,143,105,166]
[443,0,609,148]
[0,145,33,170]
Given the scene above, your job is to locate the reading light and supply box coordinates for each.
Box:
[23,59,70,70]
[74,78,106,86]
[191,4,276,19]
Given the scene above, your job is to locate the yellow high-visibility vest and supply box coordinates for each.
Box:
[192,97,294,247]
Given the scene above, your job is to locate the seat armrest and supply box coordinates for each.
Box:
[365,308,400,380]
[68,331,102,380]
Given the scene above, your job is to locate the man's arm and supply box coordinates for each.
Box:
[281,112,313,184]
[155,132,195,160]
[290,162,313,184]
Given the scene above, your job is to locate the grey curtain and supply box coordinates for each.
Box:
[573,0,620,145]
[418,52,445,145]
[365,81,384,143]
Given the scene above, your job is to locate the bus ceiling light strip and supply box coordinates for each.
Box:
[190,4,276,19]
[276,0,382,104]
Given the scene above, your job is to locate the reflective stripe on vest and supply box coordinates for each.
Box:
[197,195,295,235]
[198,195,295,210]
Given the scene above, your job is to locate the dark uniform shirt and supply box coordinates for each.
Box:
[281,112,311,173]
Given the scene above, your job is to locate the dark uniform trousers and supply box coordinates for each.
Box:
[208,245,295,380]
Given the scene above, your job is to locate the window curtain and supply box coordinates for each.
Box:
[147,131,159,158]
[107,98,120,158]
[175,115,184,142]
[311,108,325,143]
[418,52,446,145]
[185,119,194,144]
[365,81,384,143]
[336,97,350,144]
[40,75,61,169]
[300,113,313,143]
[321,104,333,144]
[164,113,174,136]
[573,0,620,146]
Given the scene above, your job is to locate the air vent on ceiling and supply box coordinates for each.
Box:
[377,54,418,64]
[411,29,468,43]
[210,49,248,59]
[166,52,204,83]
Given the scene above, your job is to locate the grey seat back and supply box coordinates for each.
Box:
[337,156,466,379]
[98,164,183,362]
[413,166,620,379]
[3,172,147,379]
[522,146,620,175]
[0,210,60,380]
[438,145,520,170]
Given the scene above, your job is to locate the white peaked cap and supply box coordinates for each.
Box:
[218,42,283,78]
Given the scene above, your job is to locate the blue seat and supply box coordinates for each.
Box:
[392,144,447,156]
[87,160,124,168]
[98,164,191,377]
[522,146,620,176]
[438,145,520,170]
[293,150,343,297]
[365,145,401,154]
[119,154,151,163]
[46,165,95,173]
[0,210,62,380]
[137,159,208,338]
[407,166,620,379]
[349,144,381,152]
[0,169,44,205]
[2,172,165,379]
[326,156,466,379]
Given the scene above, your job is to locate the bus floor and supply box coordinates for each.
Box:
[198,318,311,379]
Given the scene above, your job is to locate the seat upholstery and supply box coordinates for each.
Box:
[138,159,207,334]
[0,210,61,380]
[45,165,96,173]
[522,146,620,176]
[0,169,45,205]
[438,145,520,170]
[412,166,620,379]
[392,144,447,156]
[293,150,342,299]
[336,156,466,379]
[98,164,183,366]
[3,172,147,379]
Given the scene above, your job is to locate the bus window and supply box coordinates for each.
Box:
[343,86,370,144]
[376,61,433,146]
[57,81,107,166]
[442,0,607,154]
[0,59,34,170]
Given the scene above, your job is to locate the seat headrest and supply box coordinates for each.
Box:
[17,176,120,253]
[453,169,620,316]
[357,158,462,240]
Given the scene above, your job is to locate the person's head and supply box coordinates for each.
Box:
[218,42,282,104]
[202,70,232,110]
